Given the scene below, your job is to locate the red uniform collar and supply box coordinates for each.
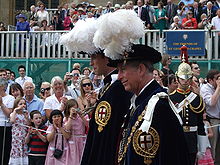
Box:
[176,88,191,94]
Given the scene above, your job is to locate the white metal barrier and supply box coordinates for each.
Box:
[0,30,219,60]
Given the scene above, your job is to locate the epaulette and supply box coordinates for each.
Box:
[189,95,205,114]
[169,90,176,95]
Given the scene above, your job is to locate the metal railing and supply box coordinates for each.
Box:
[0,30,219,60]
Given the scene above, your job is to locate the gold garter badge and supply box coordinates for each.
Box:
[133,127,160,165]
[95,101,111,132]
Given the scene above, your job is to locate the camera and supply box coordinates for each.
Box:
[53,149,63,159]
[40,88,45,94]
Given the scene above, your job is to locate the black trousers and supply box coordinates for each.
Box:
[189,153,197,165]
[0,126,12,165]
[28,155,46,165]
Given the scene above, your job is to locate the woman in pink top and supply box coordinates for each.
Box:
[64,99,89,165]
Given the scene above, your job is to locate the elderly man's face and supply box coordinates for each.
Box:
[118,63,140,94]
[24,82,35,97]
[207,3,212,9]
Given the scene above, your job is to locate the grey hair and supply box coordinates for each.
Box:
[0,78,8,92]
[23,81,36,89]
[207,1,213,5]
[51,76,63,87]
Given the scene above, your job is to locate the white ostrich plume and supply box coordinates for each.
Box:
[59,18,99,54]
[93,9,145,60]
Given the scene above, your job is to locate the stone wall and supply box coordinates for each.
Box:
[0,0,15,26]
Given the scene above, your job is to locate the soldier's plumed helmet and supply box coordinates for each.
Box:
[176,62,193,80]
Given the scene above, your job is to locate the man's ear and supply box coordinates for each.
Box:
[138,63,147,76]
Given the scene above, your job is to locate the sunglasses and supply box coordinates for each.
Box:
[40,87,51,93]
[71,73,80,77]
[193,67,199,70]
[82,83,92,87]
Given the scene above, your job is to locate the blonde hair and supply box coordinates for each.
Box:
[80,78,93,98]
[41,81,51,87]
[161,54,170,66]
[73,63,81,70]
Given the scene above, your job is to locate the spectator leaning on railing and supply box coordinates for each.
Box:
[182,10,198,29]
[15,14,30,31]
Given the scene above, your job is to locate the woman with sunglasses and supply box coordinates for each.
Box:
[161,54,174,76]
[36,3,49,26]
[39,82,51,102]
[77,78,97,115]
[182,10,198,29]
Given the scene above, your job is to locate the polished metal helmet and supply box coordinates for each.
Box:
[176,62,193,80]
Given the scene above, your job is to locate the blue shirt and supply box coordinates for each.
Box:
[24,95,45,116]
[180,0,194,5]
[16,21,30,31]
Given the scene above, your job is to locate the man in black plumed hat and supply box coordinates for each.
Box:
[81,49,132,165]
[116,44,190,165]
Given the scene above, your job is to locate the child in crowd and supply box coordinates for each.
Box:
[8,97,29,165]
[25,110,48,165]
[64,99,89,165]
[45,110,70,165]
[197,112,214,165]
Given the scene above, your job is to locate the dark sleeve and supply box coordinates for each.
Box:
[153,99,190,165]
[141,7,150,24]
[191,95,205,135]
[174,5,178,16]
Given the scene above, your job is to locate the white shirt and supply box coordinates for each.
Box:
[138,6,142,17]
[36,10,49,24]
[200,83,220,119]
[15,76,33,88]
[65,84,81,100]
[211,15,220,30]
[43,94,72,111]
[0,95,15,126]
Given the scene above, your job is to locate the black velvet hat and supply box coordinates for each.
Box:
[107,44,162,67]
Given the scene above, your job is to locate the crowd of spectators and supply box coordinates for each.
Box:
[0,63,102,165]
[1,0,216,33]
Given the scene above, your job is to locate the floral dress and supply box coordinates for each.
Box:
[8,114,28,165]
